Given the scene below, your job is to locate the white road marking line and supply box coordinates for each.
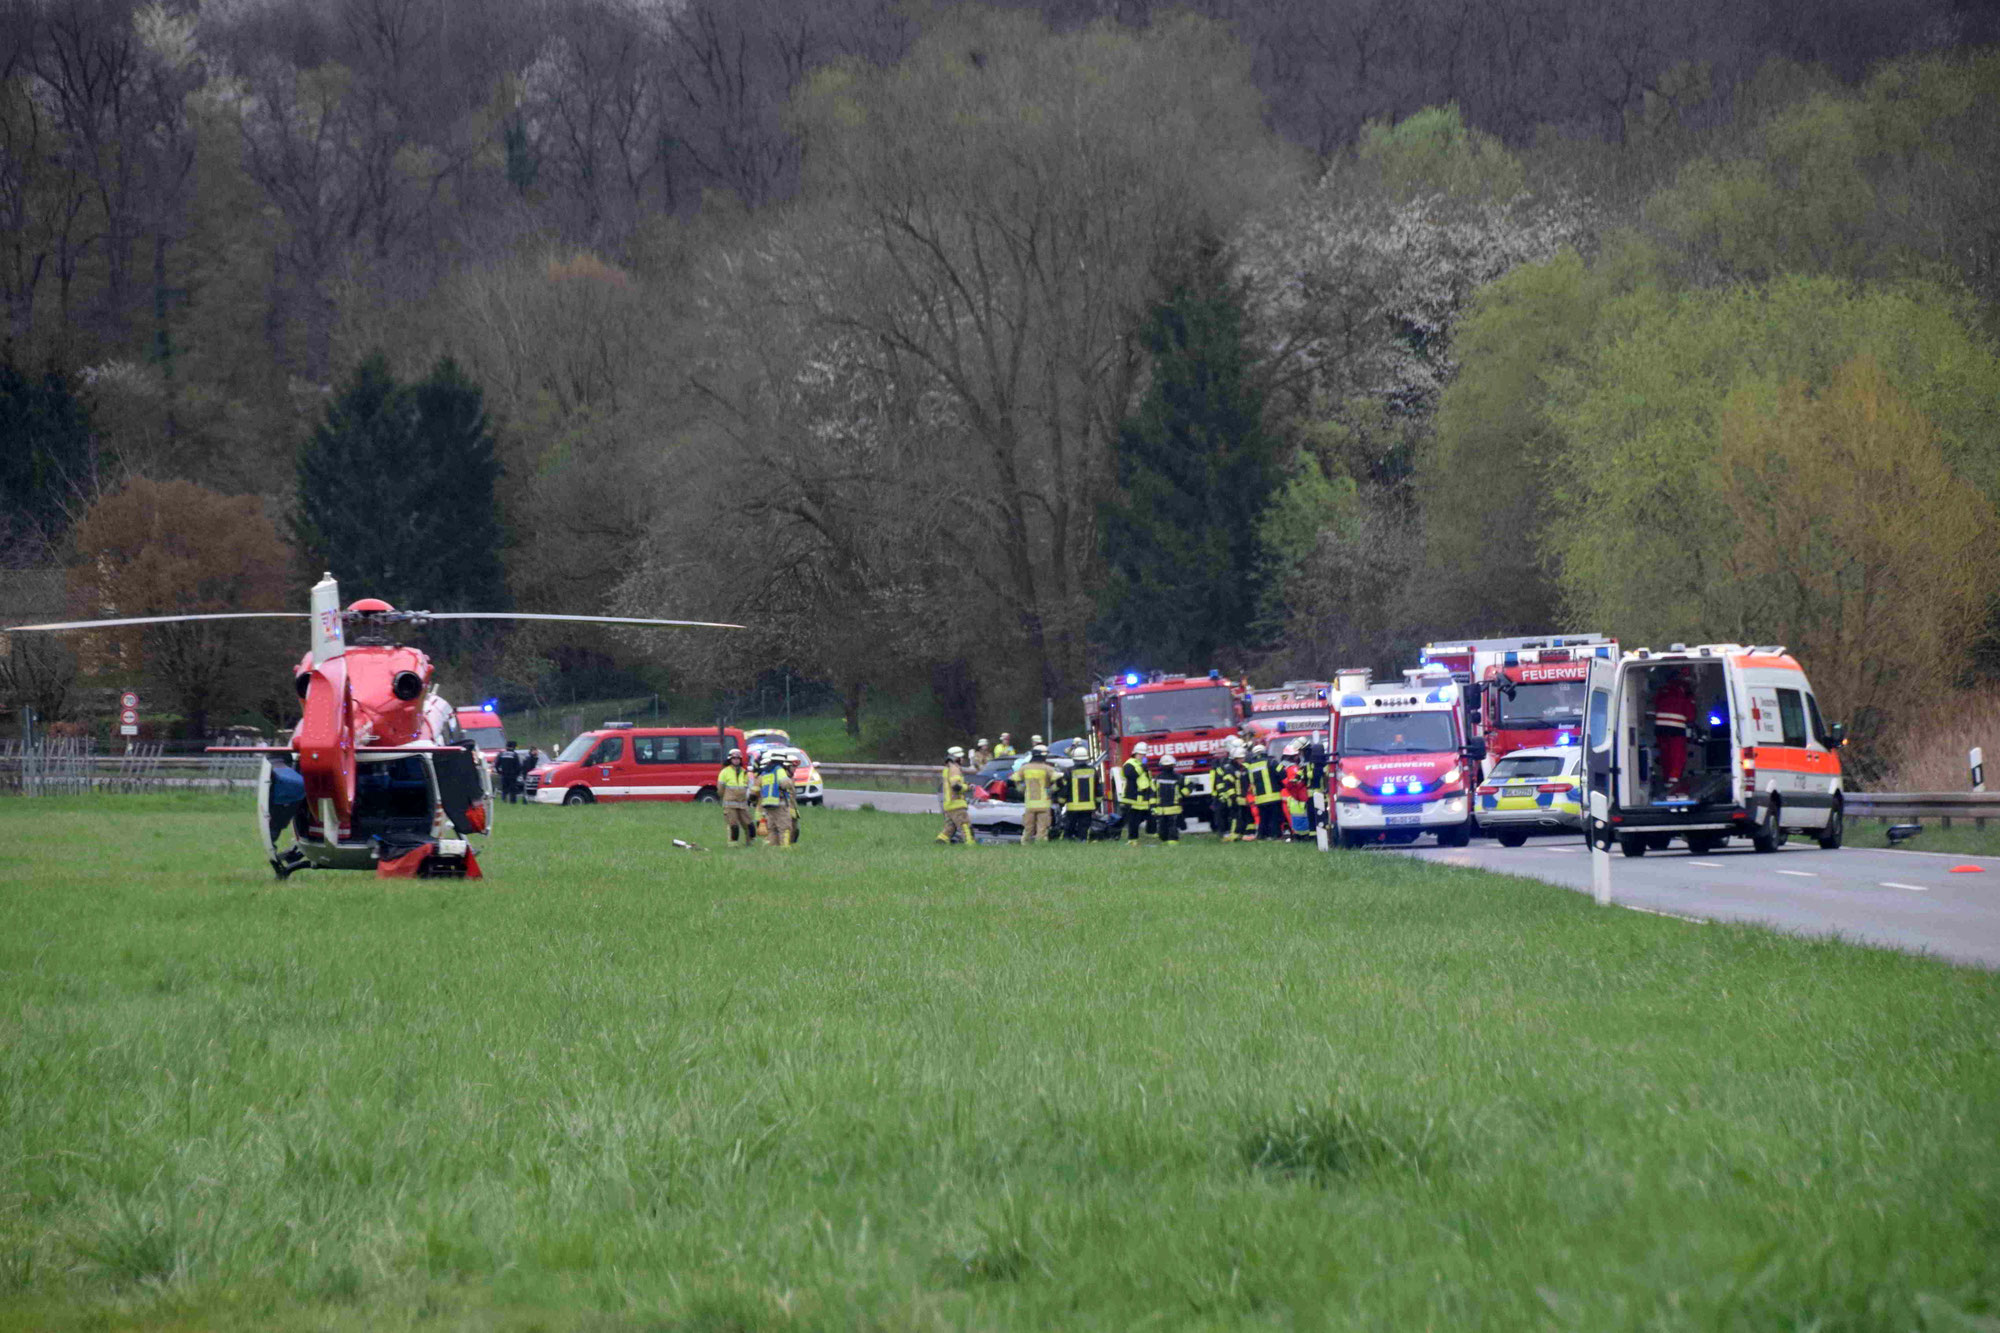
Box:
[1541,846,1582,854]
[1625,905,1707,924]
[1775,869,1817,877]
[1689,860,1725,868]
[1880,882,1930,892]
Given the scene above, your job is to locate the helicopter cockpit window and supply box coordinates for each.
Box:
[586,737,623,766]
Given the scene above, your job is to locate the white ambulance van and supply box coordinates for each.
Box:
[1581,644,1846,856]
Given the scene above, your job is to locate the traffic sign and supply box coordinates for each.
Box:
[120,708,138,725]
[120,725,138,736]
[121,692,139,709]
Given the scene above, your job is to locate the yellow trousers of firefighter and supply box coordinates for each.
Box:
[938,808,973,844]
[1022,808,1051,843]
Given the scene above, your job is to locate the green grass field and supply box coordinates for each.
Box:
[3,795,1998,1330]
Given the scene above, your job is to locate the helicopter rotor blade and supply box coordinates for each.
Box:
[3,612,310,632]
[417,612,745,630]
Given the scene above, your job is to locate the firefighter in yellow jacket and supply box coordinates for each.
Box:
[756,750,797,848]
[1018,744,1058,843]
[1244,743,1285,841]
[717,747,755,845]
[937,745,976,846]
[1120,743,1156,844]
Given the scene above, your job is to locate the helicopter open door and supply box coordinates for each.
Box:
[1582,654,1617,848]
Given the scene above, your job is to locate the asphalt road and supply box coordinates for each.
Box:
[1401,837,2000,969]
[828,787,2000,968]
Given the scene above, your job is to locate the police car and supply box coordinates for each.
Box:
[1474,744,1583,846]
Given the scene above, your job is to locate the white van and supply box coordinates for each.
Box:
[1581,644,1846,856]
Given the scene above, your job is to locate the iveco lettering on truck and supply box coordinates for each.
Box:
[1328,668,1485,848]
[1581,644,1845,856]
[1084,670,1247,823]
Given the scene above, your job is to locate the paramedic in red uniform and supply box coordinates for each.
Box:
[1651,668,1696,797]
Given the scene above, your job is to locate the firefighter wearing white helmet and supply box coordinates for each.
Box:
[717,746,756,845]
[1244,742,1283,841]
[1154,753,1183,843]
[1120,743,1157,844]
[755,746,798,848]
[937,745,976,847]
[1018,743,1058,844]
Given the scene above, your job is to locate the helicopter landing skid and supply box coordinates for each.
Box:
[270,847,311,880]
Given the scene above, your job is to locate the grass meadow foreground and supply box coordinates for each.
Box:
[2,796,1998,1330]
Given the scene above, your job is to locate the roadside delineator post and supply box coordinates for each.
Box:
[1589,790,1612,906]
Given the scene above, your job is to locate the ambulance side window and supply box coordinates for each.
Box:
[1587,689,1609,750]
[586,737,623,765]
[1774,689,1808,747]
[1804,694,1831,748]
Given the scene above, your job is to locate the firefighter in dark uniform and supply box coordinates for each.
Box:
[1060,753,1099,841]
[1154,754,1183,844]
[1245,743,1285,841]
[1212,748,1243,841]
[1120,743,1156,844]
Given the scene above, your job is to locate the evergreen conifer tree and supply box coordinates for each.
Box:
[0,362,94,556]
[1097,243,1280,669]
[295,354,507,616]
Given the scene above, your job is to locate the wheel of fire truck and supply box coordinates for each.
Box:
[1338,829,1365,850]
[563,786,595,806]
[1618,834,1647,857]
[1437,819,1472,848]
[1750,797,1786,853]
[695,787,719,803]
[1816,798,1844,850]
[1494,830,1528,848]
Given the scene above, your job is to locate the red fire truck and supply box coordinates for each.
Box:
[1083,670,1249,823]
[1418,636,1616,773]
[1243,681,1333,750]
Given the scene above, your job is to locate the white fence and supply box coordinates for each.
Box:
[0,741,262,796]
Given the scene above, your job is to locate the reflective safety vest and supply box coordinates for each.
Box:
[1020,762,1055,811]
[941,763,968,811]
[759,769,792,808]
[1154,772,1182,817]
[1246,758,1281,803]
[1121,759,1155,811]
[1212,765,1239,805]
[717,764,752,808]
[993,743,1016,758]
[1067,765,1098,810]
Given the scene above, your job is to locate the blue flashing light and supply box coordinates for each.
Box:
[1379,782,1397,795]
[1596,646,1611,658]
[1426,689,1442,704]
[1341,694,1366,708]
[1125,672,1140,686]
[1557,731,1576,746]
[1406,781,1423,795]
[483,699,498,711]
[1208,668,1221,679]
[1708,711,1725,727]
[1503,651,1519,666]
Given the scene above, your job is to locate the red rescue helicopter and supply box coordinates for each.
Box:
[5,572,740,879]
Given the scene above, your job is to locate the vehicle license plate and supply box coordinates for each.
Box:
[1386,814,1421,826]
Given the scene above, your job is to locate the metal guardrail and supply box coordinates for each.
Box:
[1845,792,2000,824]
[816,762,936,780]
